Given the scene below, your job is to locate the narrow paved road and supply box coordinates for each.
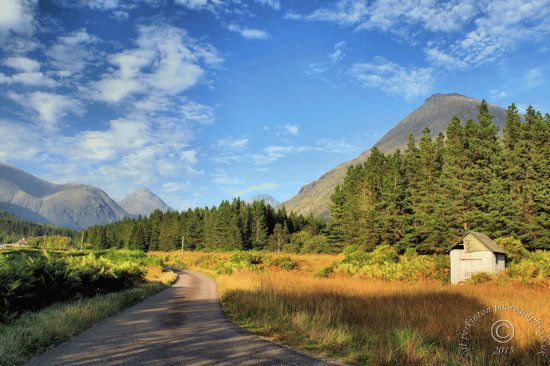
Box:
[27,270,337,366]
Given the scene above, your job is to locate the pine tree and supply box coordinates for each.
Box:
[269,223,289,252]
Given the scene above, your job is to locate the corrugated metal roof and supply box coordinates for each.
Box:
[450,231,507,254]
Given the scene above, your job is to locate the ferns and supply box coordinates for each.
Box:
[0,249,149,323]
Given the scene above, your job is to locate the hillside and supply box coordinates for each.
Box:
[119,188,172,217]
[247,194,280,208]
[0,163,129,229]
[282,94,508,217]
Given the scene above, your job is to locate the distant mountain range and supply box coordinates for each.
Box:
[119,188,172,217]
[0,163,171,229]
[282,93,509,217]
[247,194,280,208]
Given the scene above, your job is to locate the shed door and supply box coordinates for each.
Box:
[460,258,482,281]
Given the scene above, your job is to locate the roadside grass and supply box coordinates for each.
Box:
[154,251,549,366]
[0,262,177,366]
[218,272,549,365]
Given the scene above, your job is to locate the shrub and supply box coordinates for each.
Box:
[495,237,528,263]
[265,256,297,270]
[0,250,148,323]
[314,262,337,278]
[369,244,399,265]
[467,272,492,284]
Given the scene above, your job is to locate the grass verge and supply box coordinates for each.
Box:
[0,271,177,366]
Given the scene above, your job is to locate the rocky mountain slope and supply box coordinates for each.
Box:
[247,194,280,208]
[0,163,129,229]
[282,94,508,217]
[119,188,172,217]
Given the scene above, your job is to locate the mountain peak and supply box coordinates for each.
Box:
[426,92,467,100]
[0,163,128,229]
[282,93,509,217]
[247,194,280,208]
[119,188,172,217]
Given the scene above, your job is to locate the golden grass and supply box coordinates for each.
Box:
[0,283,167,366]
[152,251,549,365]
[145,265,178,285]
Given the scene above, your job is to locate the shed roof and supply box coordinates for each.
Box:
[450,231,507,254]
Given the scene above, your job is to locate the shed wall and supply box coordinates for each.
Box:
[450,249,497,284]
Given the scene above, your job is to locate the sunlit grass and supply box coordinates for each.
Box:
[154,251,550,365]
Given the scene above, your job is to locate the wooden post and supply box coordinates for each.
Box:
[181,235,185,252]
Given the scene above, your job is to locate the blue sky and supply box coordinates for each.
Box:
[0,0,549,210]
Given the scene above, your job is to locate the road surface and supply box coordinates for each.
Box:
[27,270,337,366]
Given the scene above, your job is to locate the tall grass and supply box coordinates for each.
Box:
[153,251,549,365]
[219,272,549,365]
[0,283,166,366]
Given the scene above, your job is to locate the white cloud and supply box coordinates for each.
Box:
[227,24,270,40]
[113,10,129,20]
[525,68,544,89]
[92,77,144,103]
[0,71,58,88]
[489,89,511,100]
[216,137,249,150]
[174,0,209,9]
[3,56,40,72]
[90,23,221,103]
[298,0,476,32]
[8,91,84,129]
[315,138,356,153]
[292,0,550,71]
[44,29,100,78]
[212,172,241,185]
[234,182,278,197]
[349,57,433,101]
[85,0,121,10]
[251,145,310,165]
[162,181,189,193]
[307,41,346,76]
[328,41,346,65]
[0,0,36,36]
[76,119,149,160]
[254,0,280,10]
[0,119,42,162]
[424,47,467,71]
[0,112,198,199]
[279,124,299,135]
[180,150,198,164]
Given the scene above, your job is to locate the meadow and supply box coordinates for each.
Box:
[155,250,550,366]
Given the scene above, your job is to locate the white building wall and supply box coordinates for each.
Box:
[450,250,497,284]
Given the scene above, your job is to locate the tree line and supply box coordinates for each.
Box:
[328,101,549,253]
[83,200,329,252]
[0,210,76,243]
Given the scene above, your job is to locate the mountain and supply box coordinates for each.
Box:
[119,188,172,217]
[282,93,508,217]
[0,163,129,229]
[247,194,280,208]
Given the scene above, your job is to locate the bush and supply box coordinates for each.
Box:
[506,250,550,282]
[467,272,492,284]
[336,245,449,282]
[27,236,73,250]
[265,255,297,270]
[314,262,337,278]
[0,250,148,323]
[495,237,528,263]
[369,244,399,265]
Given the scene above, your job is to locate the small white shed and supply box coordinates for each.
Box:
[450,231,506,284]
